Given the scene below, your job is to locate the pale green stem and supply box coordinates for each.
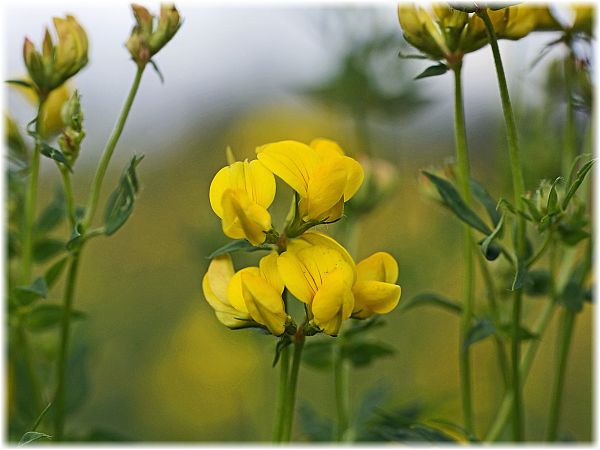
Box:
[546,308,576,441]
[21,100,46,284]
[479,10,527,441]
[562,54,577,176]
[272,345,290,443]
[53,251,81,441]
[452,64,475,435]
[280,336,305,442]
[58,166,76,228]
[82,67,144,230]
[334,345,351,442]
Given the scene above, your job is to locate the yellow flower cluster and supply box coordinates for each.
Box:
[397,4,581,63]
[203,139,401,336]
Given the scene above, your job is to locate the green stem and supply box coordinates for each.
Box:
[81,67,144,230]
[562,54,577,176]
[59,166,76,228]
[53,251,81,441]
[452,64,475,435]
[21,101,46,284]
[477,253,510,388]
[546,308,576,441]
[478,9,527,441]
[16,317,43,414]
[272,345,290,443]
[485,243,558,441]
[280,335,305,442]
[334,346,351,441]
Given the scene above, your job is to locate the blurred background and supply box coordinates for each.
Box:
[4,1,593,442]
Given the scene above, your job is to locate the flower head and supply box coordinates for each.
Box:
[256,138,364,228]
[23,15,88,96]
[209,158,276,245]
[126,3,181,68]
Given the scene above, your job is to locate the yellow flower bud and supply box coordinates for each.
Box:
[202,254,254,329]
[209,158,276,245]
[256,139,364,225]
[352,252,401,319]
[126,3,181,68]
[22,15,88,96]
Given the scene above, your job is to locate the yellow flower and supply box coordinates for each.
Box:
[352,252,401,319]
[23,15,88,95]
[202,254,253,329]
[278,232,356,336]
[256,138,364,224]
[209,159,276,245]
[11,80,71,138]
[227,252,289,336]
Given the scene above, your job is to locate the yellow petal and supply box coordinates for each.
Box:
[304,158,347,221]
[311,270,354,336]
[341,156,364,200]
[227,268,258,313]
[221,189,271,245]
[241,271,287,336]
[259,252,284,294]
[353,280,401,316]
[256,140,320,197]
[206,254,235,303]
[202,273,250,328]
[293,232,356,276]
[245,159,276,208]
[277,251,316,304]
[309,138,345,158]
[209,166,233,218]
[356,252,398,284]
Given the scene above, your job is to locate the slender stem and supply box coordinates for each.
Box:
[334,346,351,441]
[452,64,475,435]
[546,309,576,441]
[53,251,81,441]
[280,336,305,442]
[59,166,76,228]
[562,54,577,177]
[82,67,144,230]
[485,243,558,441]
[478,9,527,441]
[21,101,46,284]
[477,253,510,388]
[272,345,290,443]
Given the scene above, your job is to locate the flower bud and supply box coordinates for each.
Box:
[22,15,88,96]
[58,90,85,164]
[126,3,181,68]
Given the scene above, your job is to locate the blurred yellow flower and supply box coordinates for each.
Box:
[278,232,356,336]
[11,80,71,138]
[228,252,289,336]
[352,252,401,319]
[209,159,275,245]
[257,138,364,224]
[23,15,88,95]
[202,254,253,329]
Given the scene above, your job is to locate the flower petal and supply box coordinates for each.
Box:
[356,252,398,284]
[245,159,276,209]
[221,189,271,245]
[341,156,365,200]
[259,252,284,294]
[277,251,315,304]
[241,271,287,336]
[304,158,347,221]
[256,140,320,197]
[311,270,354,336]
[352,280,401,316]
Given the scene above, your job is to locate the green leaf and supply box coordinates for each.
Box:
[463,318,495,351]
[18,432,51,446]
[415,64,448,80]
[25,304,86,332]
[206,239,271,259]
[558,223,590,246]
[497,323,539,341]
[33,238,64,263]
[45,257,68,289]
[6,79,34,89]
[298,402,334,442]
[301,339,334,370]
[272,334,292,367]
[104,155,144,236]
[401,292,462,315]
[512,257,527,291]
[411,424,456,442]
[35,188,66,233]
[423,172,492,235]
[562,159,594,210]
[66,223,84,251]
[470,178,502,226]
[398,51,430,60]
[39,143,72,172]
[149,59,165,83]
[521,196,542,223]
[355,382,390,433]
[559,280,586,313]
[546,177,562,216]
[15,277,48,305]
[342,341,395,368]
[480,213,504,261]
